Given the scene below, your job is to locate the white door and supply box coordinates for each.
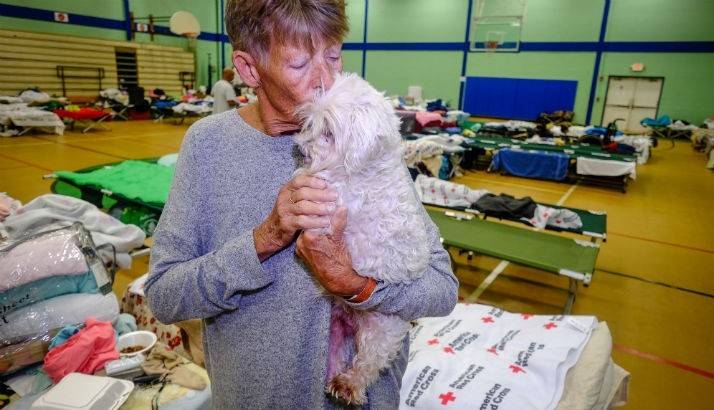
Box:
[602,77,663,134]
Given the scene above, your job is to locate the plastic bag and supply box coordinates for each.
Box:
[0,223,118,376]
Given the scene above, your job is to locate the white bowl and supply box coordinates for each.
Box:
[116,331,157,357]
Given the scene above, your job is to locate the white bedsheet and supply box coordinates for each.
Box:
[0,105,64,135]
[485,120,537,131]
[613,135,651,164]
[414,174,488,208]
[576,157,636,180]
[400,304,596,410]
[172,102,212,114]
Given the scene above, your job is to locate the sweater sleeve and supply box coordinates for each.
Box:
[344,205,459,321]
[145,126,271,324]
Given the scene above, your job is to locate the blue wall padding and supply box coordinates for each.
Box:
[463,76,578,120]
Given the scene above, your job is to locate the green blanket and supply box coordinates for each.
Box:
[55,160,174,205]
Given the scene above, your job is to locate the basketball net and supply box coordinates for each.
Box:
[485,40,499,52]
[184,32,198,51]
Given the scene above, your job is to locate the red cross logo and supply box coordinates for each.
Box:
[509,364,526,374]
[481,316,494,323]
[427,338,439,346]
[439,391,456,405]
[544,322,558,330]
[486,347,499,355]
[443,346,455,354]
[521,313,533,320]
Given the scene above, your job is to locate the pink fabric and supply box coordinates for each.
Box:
[0,204,10,221]
[43,317,119,383]
[0,232,88,292]
[0,193,21,221]
[415,111,443,127]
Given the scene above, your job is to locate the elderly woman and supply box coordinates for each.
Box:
[145,0,458,408]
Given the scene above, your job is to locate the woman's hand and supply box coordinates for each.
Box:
[296,207,368,297]
[253,174,337,261]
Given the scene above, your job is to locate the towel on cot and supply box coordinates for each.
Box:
[492,149,570,181]
[400,303,596,410]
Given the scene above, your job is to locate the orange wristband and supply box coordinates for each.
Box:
[346,277,377,304]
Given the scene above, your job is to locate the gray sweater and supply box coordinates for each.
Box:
[145,110,458,409]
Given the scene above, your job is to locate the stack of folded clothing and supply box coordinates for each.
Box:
[0,225,119,377]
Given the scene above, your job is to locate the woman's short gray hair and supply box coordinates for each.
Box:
[225,0,348,64]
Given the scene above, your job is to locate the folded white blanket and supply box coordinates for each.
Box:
[400,304,596,410]
[0,231,88,292]
[0,292,119,342]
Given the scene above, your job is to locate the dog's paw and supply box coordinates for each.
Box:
[326,374,367,406]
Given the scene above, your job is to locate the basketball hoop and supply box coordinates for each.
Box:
[170,11,200,51]
[170,12,201,36]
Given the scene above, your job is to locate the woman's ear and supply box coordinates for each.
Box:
[233,51,260,88]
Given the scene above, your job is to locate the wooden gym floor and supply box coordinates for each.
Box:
[1,120,712,409]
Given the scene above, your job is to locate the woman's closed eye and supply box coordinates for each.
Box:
[289,59,309,70]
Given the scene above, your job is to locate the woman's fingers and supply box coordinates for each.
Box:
[293,200,336,216]
[277,174,338,232]
[290,187,338,205]
[289,174,327,190]
[293,215,331,230]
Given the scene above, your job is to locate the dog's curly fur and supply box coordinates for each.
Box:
[295,72,429,405]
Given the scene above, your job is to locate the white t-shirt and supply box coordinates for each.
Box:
[211,79,237,114]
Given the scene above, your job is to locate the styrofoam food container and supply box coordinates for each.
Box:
[31,373,133,410]
[116,330,157,357]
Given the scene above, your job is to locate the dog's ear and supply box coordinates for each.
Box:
[334,95,401,174]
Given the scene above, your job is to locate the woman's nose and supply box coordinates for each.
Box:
[320,68,335,90]
[313,63,335,92]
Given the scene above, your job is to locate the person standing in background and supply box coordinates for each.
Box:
[211,68,237,114]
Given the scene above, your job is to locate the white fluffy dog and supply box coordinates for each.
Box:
[295,72,429,405]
